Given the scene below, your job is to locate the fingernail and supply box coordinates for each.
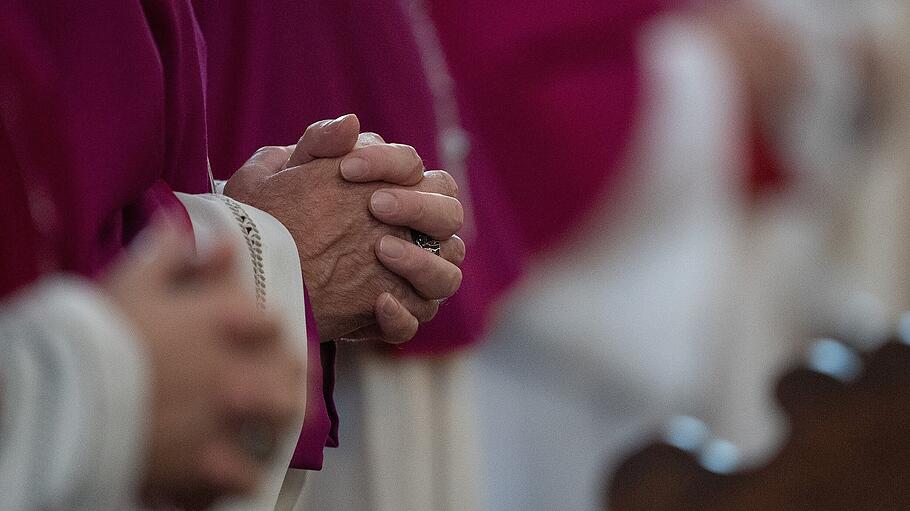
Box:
[380,293,399,317]
[370,191,398,214]
[380,236,405,259]
[327,113,354,128]
[341,157,368,179]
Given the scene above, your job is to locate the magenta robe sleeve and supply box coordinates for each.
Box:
[0,1,208,291]
[0,0,336,472]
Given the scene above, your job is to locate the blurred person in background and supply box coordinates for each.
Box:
[428,1,742,508]
[431,0,904,509]
[0,1,464,509]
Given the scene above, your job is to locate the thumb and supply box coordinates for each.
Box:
[229,145,295,194]
[286,113,360,168]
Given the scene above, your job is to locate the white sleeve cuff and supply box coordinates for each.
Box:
[0,277,149,510]
[175,192,308,510]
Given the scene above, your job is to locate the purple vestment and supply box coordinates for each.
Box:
[0,0,331,472]
[194,0,523,363]
[0,1,208,296]
[428,0,675,253]
[195,0,674,355]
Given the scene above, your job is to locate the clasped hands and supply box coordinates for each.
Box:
[225,113,465,343]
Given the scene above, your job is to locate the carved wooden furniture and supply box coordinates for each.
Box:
[608,338,910,510]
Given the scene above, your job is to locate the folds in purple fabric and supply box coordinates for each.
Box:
[0,0,343,475]
[428,0,675,255]
[289,285,338,470]
[193,0,523,356]
[0,1,210,298]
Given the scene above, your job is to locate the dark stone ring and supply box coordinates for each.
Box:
[410,229,441,256]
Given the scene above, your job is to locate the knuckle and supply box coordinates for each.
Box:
[254,145,286,157]
[422,170,459,198]
[364,144,390,169]
[396,143,419,160]
[449,198,465,232]
[387,190,421,224]
[393,144,424,179]
[393,238,420,269]
[247,146,292,172]
[294,132,308,149]
[439,171,459,197]
[358,132,384,145]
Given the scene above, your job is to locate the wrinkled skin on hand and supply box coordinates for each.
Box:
[225,115,465,343]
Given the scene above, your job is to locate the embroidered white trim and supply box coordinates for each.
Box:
[216,195,267,310]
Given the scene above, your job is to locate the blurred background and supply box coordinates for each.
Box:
[195,0,910,509]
